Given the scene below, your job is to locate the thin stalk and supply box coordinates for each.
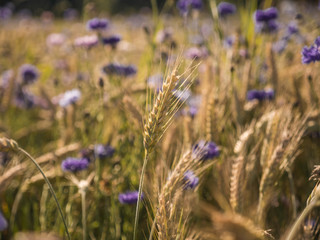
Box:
[18,147,71,240]
[286,201,319,240]
[133,149,149,240]
[81,190,87,240]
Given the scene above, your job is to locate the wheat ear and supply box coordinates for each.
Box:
[143,70,180,151]
[230,156,245,213]
[134,61,198,240]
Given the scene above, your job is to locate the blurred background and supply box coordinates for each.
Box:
[0,0,318,17]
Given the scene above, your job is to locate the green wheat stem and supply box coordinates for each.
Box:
[133,149,149,240]
[18,147,71,240]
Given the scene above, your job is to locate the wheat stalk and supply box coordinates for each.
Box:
[0,137,70,239]
[134,60,198,240]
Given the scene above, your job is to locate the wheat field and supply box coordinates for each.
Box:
[0,1,320,239]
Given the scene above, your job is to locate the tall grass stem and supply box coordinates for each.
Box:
[18,147,71,240]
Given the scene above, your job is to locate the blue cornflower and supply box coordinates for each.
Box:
[19,64,39,85]
[61,157,89,172]
[255,7,278,22]
[218,2,236,17]
[102,35,121,47]
[302,37,320,64]
[87,18,109,31]
[176,0,202,15]
[59,89,81,107]
[94,144,115,159]
[190,0,202,9]
[102,63,137,77]
[183,170,199,190]
[118,191,143,204]
[177,0,189,14]
[254,7,279,33]
[247,89,274,101]
[0,211,7,231]
[193,140,220,161]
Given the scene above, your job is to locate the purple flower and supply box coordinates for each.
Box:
[193,140,220,161]
[118,191,143,204]
[247,89,274,101]
[102,35,121,47]
[190,0,202,9]
[59,89,81,107]
[176,0,202,15]
[0,211,7,231]
[87,18,109,31]
[102,63,137,77]
[19,64,39,85]
[218,2,236,17]
[302,37,320,64]
[74,35,99,49]
[61,157,89,172]
[287,22,299,36]
[183,170,199,190]
[94,144,115,159]
[255,7,278,22]
[177,0,189,14]
[185,47,208,59]
[254,7,279,34]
